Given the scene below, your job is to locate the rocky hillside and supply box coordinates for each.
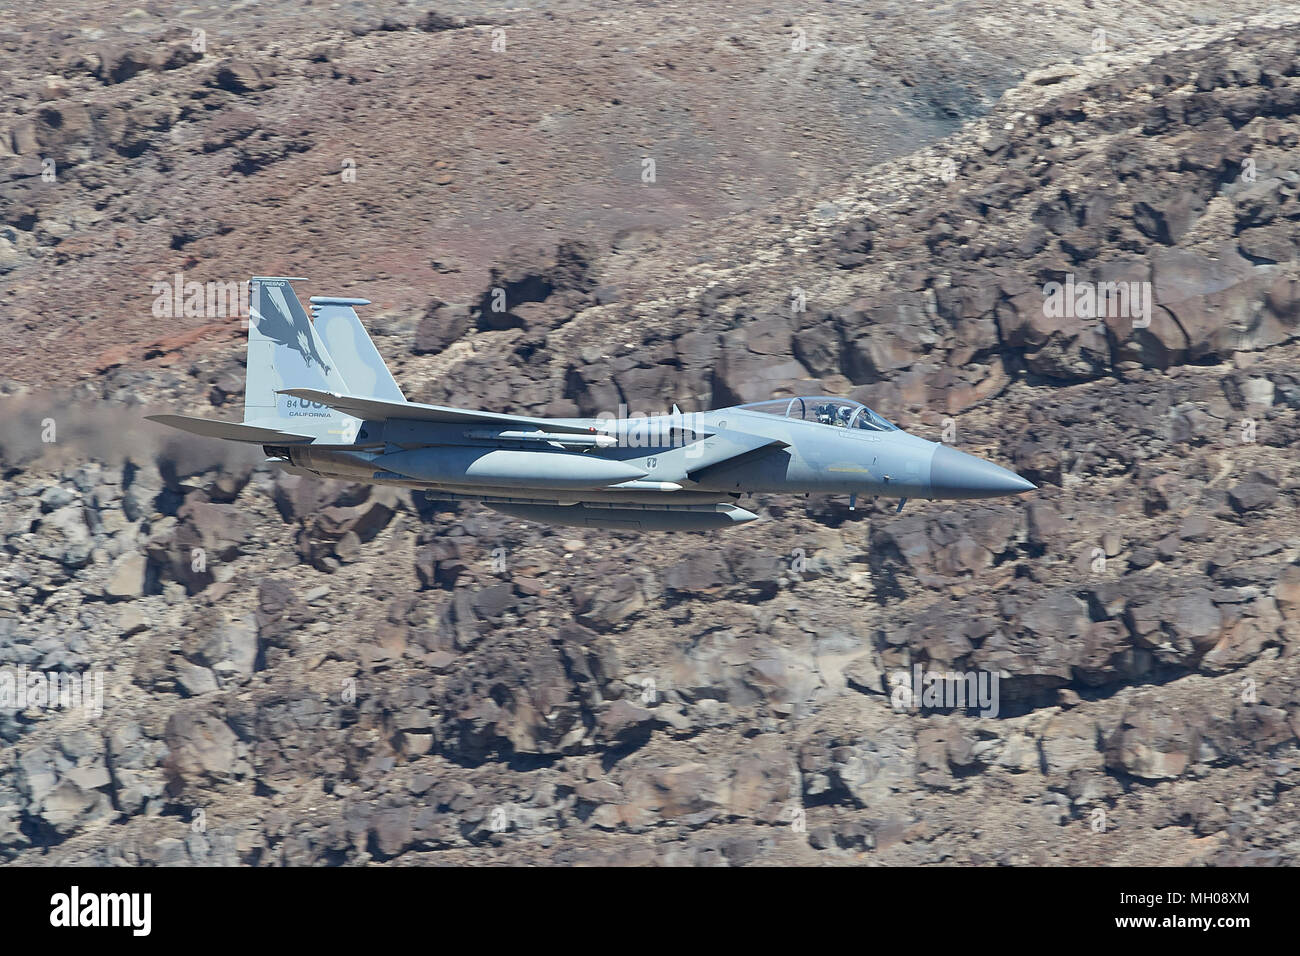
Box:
[2,3,1300,865]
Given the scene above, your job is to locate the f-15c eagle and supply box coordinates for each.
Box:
[147,277,1035,531]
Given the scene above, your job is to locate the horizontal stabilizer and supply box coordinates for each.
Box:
[145,414,315,444]
[276,389,598,435]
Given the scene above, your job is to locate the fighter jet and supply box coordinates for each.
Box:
[147,277,1035,531]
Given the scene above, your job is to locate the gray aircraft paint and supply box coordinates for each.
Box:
[244,277,360,443]
[689,409,938,499]
[376,446,648,489]
[309,297,406,403]
[148,278,1034,531]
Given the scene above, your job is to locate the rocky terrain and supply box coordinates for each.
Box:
[2,1,1300,865]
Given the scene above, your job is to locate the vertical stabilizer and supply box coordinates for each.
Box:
[309,296,406,402]
[243,277,359,442]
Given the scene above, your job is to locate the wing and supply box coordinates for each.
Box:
[685,431,789,483]
[276,389,599,435]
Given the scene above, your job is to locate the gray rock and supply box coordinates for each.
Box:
[103,551,147,599]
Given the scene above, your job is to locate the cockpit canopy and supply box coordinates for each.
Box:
[737,396,899,432]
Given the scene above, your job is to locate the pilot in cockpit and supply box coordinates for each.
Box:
[814,403,855,427]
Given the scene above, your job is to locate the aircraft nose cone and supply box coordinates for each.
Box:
[929,444,1036,499]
